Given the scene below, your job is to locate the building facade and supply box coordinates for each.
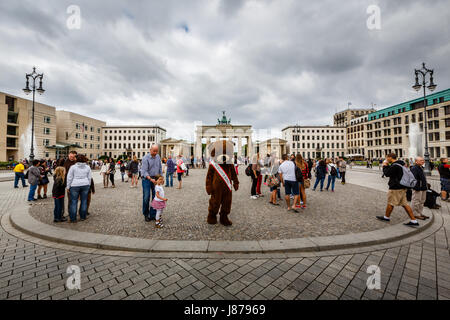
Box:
[282,125,347,159]
[55,110,106,159]
[160,138,193,159]
[347,115,368,158]
[102,125,167,159]
[0,92,57,162]
[366,88,450,160]
[333,108,375,127]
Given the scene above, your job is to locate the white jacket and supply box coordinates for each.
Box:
[67,162,92,189]
[100,163,109,174]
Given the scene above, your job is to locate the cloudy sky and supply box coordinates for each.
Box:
[1,0,449,141]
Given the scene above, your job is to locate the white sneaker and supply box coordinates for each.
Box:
[300,201,304,205]
[251,196,258,199]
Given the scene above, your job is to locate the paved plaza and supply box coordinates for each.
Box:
[0,169,450,300]
[28,168,404,241]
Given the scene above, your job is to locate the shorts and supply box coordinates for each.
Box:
[284,180,299,196]
[440,178,450,192]
[387,189,408,207]
[177,172,183,181]
[270,186,278,192]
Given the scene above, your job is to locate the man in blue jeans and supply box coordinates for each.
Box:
[141,145,162,222]
[165,155,175,187]
[27,160,41,201]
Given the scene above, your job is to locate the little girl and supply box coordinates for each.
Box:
[151,175,168,228]
[52,167,67,223]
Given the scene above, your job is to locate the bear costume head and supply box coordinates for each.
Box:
[208,140,234,164]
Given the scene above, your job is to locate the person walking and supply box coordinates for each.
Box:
[52,167,67,223]
[27,160,41,202]
[141,145,163,222]
[278,154,300,213]
[176,155,185,189]
[250,153,261,199]
[120,162,126,182]
[376,153,419,227]
[100,160,109,188]
[13,160,28,188]
[66,154,92,223]
[325,159,338,192]
[410,157,429,220]
[107,158,116,188]
[129,156,139,188]
[313,160,327,191]
[338,158,347,184]
[165,155,175,187]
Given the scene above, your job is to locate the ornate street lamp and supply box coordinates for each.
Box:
[412,62,437,176]
[23,67,45,162]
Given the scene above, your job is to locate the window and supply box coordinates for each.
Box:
[44,116,51,124]
[43,139,50,146]
[43,128,51,135]
[446,119,450,128]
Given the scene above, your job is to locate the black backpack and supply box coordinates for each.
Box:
[330,166,337,176]
[245,164,252,176]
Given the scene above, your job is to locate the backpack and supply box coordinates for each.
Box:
[393,163,417,188]
[330,166,337,176]
[245,164,252,176]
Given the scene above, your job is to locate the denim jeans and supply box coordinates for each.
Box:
[165,172,174,187]
[326,175,336,191]
[14,172,26,187]
[69,185,89,221]
[28,184,37,201]
[142,178,156,219]
[54,197,64,221]
[313,177,325,191]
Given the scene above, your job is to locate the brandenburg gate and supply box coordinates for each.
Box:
[195,112,253,159]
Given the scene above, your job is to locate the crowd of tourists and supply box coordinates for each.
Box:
[245,153,349,213]
[12,144,449,231]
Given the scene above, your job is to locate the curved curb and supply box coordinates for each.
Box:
[9,201,435,254]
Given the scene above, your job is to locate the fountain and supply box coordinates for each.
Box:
[408,123,423,159]
[19,123,39,160]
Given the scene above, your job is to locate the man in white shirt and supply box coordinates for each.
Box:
[278,154,300,213]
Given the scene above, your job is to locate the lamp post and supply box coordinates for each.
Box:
[23,67,45,162]
[412,62,437,176]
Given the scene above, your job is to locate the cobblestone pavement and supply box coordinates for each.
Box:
[28,168,404,241]
[1,171,450,300]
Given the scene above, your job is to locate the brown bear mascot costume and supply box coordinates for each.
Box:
[205,140,239,226]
